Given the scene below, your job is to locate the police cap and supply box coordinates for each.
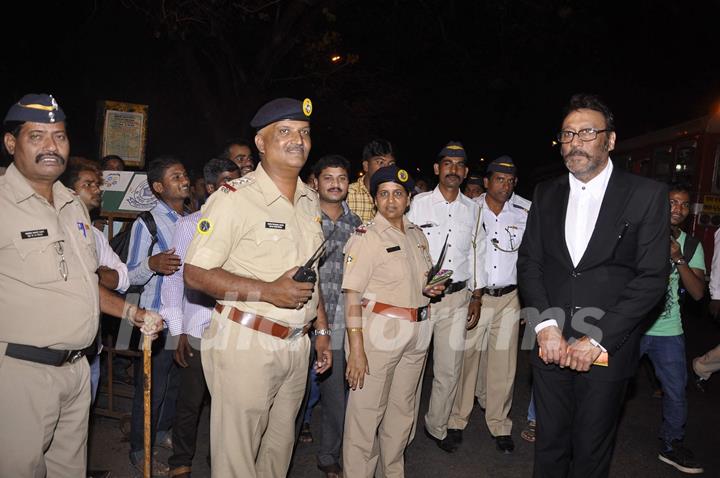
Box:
[370,165,415,197]
[4,93,66,124]
[437,141,466,160]
[487,155,516,175]
[250,97,312,131]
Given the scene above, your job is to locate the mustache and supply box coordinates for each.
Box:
[445,174,461,181]
[287,146,305,153]
[35,153,66,164]
[564,149,590,159]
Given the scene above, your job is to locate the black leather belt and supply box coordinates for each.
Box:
[482,285,517,297]
[5,342,96,366]
[446,280,468,294]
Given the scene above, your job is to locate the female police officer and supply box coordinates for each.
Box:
[341,165,445,477]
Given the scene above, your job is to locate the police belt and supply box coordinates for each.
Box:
[214,304,312,340]
[446,280,468,295]
[361,298,429,322]
[481,285,517,297]
[5,342,97,367]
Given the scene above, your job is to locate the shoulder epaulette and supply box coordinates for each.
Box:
[512,203,529,213]
[220,176,254,193]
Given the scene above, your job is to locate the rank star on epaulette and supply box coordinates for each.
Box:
[220,182,236,193]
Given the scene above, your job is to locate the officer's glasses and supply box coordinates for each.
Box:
[54,240,68,281]
[490,226,520,253]
[556,128,611,144]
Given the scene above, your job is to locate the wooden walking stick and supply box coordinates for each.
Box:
[143,332,152,478]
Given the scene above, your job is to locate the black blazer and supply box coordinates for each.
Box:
[518,165,670,380]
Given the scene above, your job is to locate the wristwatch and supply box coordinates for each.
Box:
[672,258,686,265]
[314,328,332,336]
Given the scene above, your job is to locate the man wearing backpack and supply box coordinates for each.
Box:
[640,183,704,474]
[127,155,190,475]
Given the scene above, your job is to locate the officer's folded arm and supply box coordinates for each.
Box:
[184,263,314,309]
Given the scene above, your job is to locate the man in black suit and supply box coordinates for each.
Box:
[518,94,669,478]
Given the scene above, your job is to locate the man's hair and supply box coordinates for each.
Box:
[60,157,101,189]
[564,94,615,131]
[218,138,253,160]
[100,154,125,170]
[362,138,394,162]
[2,121,26,162]
[312,154,351,178]
[668,181,692,196]
[147,155,184,189]
[203,157,239,186]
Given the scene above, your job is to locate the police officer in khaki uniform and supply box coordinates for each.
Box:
[343,165,446,478]
[184,97,332,478]
[0,94,162,477]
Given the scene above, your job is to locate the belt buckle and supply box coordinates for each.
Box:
[66,350,84,364]
[286,327,305,340]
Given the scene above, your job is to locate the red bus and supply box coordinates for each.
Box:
[614,109,720,269]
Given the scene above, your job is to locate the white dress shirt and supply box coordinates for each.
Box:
[709,229,720,299]
[407,187,486,290]
[480,192,531,288]
[535,160,613,351]
[92,226,129,293]
[564,160,613,267]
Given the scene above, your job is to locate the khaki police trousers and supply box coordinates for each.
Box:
[448,290,520,436]
[0,354,90,478]
[201,314,310,478]
[423,289,471,440]
[343,313,432,478]
[693,343,720,380]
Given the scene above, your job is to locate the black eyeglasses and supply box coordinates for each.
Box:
[556,128,612,144]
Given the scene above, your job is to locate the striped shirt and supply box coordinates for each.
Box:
[319,202,362,349]
[127,200,183,310]
[159,211,214,338]
[347,179,375,223]
[92,226,129,293]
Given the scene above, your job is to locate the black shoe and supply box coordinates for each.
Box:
[659,441,704,474]
[495,435,514,454]
[447,428,463,446]
[694,374,708,393]
[424,427,458,453]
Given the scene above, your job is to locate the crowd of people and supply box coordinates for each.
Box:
[0,91,719,478]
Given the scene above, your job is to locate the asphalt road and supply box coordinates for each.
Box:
[89,304,720,477]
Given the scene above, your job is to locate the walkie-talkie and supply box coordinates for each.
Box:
[292,228,337,283]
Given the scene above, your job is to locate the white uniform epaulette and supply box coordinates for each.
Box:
[510,193,531,213]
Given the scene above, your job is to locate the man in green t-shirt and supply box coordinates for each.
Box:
[641,183,704,474]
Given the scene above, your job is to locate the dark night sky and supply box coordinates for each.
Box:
[2,0,719,195]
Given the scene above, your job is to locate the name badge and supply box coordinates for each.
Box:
[20,229,49,239]
[265,221,286,230]
[386,245,401,253]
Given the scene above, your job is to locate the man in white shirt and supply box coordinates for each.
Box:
[447,155,530,454]
[407,141,486,453]
[518,94,669,478]
[61,157,130,402]
[693,228,720,391]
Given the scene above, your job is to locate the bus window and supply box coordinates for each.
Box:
[674,140,696,184]
[652,145,673,181]
[712,144,720,193]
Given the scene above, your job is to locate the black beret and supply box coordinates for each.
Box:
[437,141,466,160]
[370,165,415,197]
[250,97,312,130]
[4,93,66,124]
[487,155,516,175]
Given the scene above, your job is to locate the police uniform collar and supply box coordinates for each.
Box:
[480,192,514,215]
[4,162,75,207]
[254,162,315,206]
[430,185,463,204]
[373,210,411,232]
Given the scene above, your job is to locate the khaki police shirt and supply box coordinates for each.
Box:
[342,212,432,309]
[185,163,323,327]
[0,163,99,353]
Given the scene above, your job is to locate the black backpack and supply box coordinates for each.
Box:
[109,210,158,295]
